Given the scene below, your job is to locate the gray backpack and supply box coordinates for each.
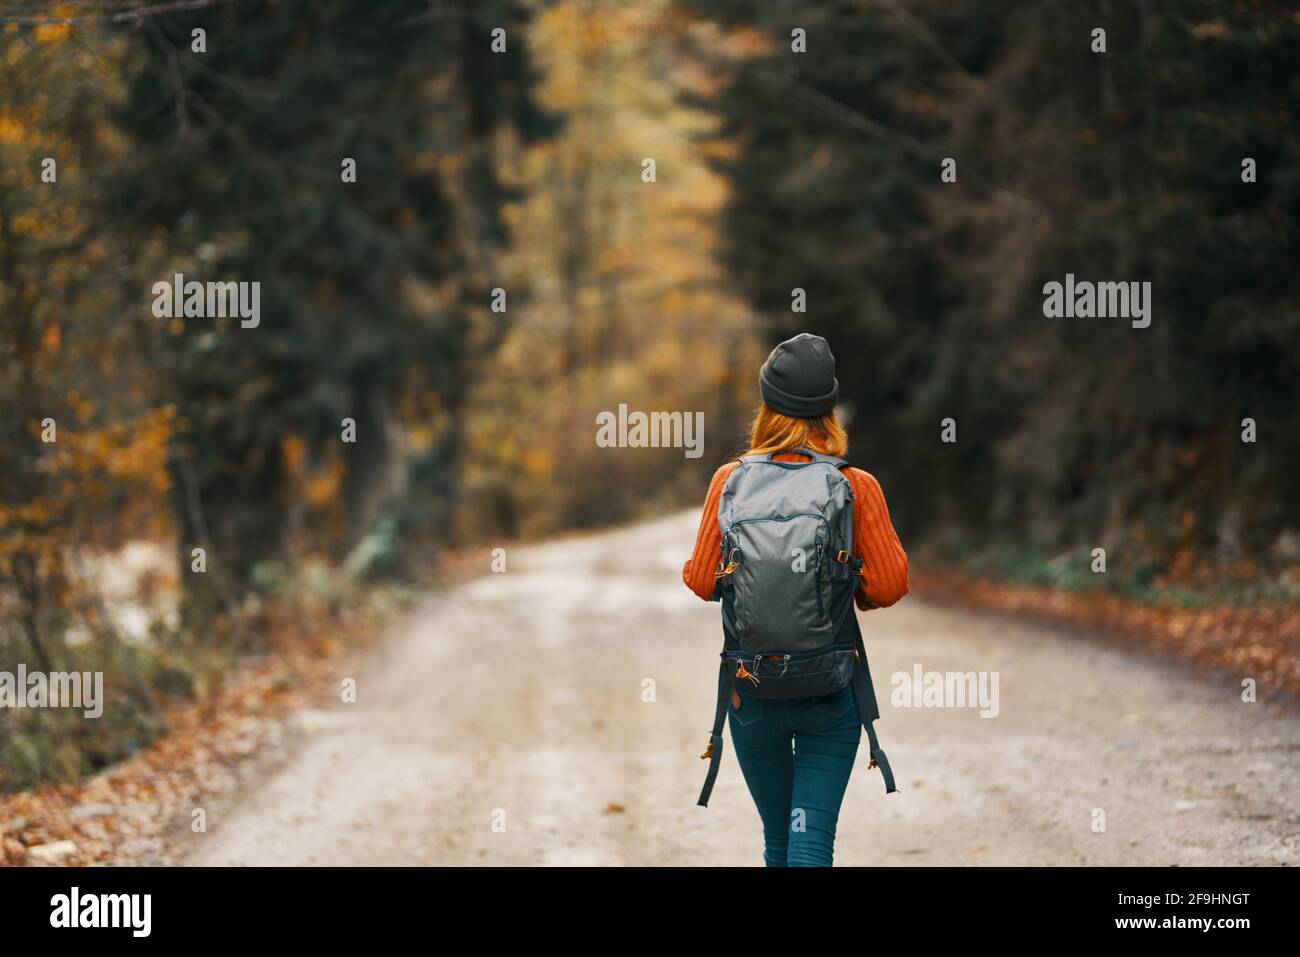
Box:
[697,448,897,806]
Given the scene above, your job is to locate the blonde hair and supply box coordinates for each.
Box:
[744,402,848,458]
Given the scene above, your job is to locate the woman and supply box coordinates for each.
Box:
[682,332,909,867]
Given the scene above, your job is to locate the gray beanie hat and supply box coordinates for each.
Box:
[759,333,839,418]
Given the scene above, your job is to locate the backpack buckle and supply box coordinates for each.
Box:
[836,549,850,564]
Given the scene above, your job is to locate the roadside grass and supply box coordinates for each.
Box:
[914,541,1300,697]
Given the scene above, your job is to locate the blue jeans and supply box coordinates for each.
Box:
[727,684,861,867]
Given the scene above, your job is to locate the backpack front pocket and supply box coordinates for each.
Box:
[725,513,832,653]
[726,646,854,700]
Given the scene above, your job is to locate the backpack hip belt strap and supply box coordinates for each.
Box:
[696,652,734,807]
[849,609,897,794]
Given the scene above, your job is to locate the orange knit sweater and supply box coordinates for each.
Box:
[682,452,909,611]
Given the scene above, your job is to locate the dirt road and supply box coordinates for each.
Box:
[177,511,1300,866]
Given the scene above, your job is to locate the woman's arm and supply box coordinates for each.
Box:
[682,462,740,601]
[846,468,909,610]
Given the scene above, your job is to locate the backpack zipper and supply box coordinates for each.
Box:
[726,512,828,537]
[727,646,842,672]
[813,542,825,618]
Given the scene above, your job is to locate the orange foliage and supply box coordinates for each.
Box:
[0,407,175,582]
[916,567,1300,696]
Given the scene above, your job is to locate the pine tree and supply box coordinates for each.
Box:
[108,0,556,613]
[687,0,1300,567]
